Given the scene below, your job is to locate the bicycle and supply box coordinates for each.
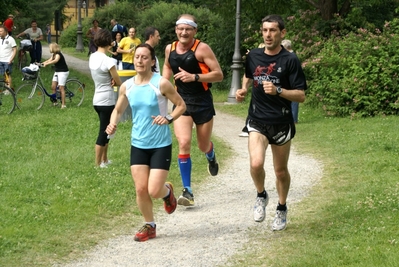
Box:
[18,36,32,70]
[15,64,85,110]
[0,69,17,115]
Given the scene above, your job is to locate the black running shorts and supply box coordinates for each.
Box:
[130,144,172,170]
[174,93,215,125]
[247,119,296,146]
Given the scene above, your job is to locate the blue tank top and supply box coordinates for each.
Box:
[125,73,171,149]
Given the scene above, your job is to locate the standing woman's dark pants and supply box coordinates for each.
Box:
[30,41,42,63]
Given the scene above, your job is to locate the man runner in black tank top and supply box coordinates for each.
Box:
[236,14,307,231]
[163,14,223,207]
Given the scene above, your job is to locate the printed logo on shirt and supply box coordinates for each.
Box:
[253,63,280,87]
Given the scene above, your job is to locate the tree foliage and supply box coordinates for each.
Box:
[0,0,25,21]
[1,0,67,33]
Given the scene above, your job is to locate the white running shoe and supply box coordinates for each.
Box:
[253,193,269,222]
[238,132,249,137]
[272,209,288,231]
[99,162,108,168]
[103,160,112,166]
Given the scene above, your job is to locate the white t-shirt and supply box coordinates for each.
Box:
[89,52,117,106]
[155,55,160,74]
[24,28,43,40]
[0,35,17,62]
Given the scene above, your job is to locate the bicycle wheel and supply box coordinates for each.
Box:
[65,79,85,107]
[16,83,46,110]
[0,83,16,115]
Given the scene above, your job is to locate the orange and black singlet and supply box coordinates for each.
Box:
[168,39,212,97]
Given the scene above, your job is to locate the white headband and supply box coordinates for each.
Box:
[176,19,198,28]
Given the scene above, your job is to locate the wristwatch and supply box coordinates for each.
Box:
[276,86,282,95]
[194,74,200,82]
[165,114,174,124]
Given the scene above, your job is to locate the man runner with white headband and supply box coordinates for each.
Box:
[163,14,223,207]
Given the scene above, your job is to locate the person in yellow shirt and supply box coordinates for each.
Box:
[117,27,141,70]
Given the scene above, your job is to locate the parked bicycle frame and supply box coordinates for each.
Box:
[18,35,32,70]
[16,64,85,110]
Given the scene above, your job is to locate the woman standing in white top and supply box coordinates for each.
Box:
[89,29,122,168]
[16,20,43,63]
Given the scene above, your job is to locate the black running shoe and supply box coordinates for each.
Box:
[177,188,195,206]
[207,155,219,176]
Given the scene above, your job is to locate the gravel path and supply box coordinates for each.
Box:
[47,46,323,266]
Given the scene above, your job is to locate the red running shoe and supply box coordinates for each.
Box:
[134,224,156,242]
[163,182,177,214]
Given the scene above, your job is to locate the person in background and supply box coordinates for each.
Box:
[236,14,307,231]
[46,24,51,43]
[144,26,161,73]
[0,25,17,89]
[117,27,141,70]
[110,19,128,40]
[106,44,186,242]
[89,29,122,168]
[86,19,101,56]
[3,14,15,36]
[108,32,123,70]
[281,39,299,123]
[41,43,69,108]
[16,20,43,64]
[163,14,223,207]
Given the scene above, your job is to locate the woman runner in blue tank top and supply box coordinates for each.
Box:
[106,44,186,242]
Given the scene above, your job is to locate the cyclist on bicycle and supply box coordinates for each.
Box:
[0,25,17,89]
[42,43,69,108]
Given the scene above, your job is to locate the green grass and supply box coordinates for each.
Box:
[0,64,231,266]
[216,102,399,267]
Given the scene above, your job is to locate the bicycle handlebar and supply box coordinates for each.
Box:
[34,62,44,68]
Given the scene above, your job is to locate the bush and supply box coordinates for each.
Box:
[304,21,399,117]
[59,20,88,48]
[281,9,399,117]
[92,1,140,34]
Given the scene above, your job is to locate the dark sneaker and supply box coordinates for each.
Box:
[134,224,156,242]
[177,188,195,206]
[207,155,219,176]
[163,182,177,214]
[50,94,57,103]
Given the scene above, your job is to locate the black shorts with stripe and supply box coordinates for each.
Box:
[247,119,296,146]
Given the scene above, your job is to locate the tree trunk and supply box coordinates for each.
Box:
[319,0,338,20]
[339,0,352,17]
